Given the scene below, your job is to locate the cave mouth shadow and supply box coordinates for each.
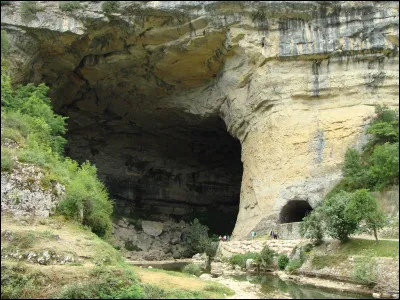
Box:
[66,113,243,236]
[278,200,313,224]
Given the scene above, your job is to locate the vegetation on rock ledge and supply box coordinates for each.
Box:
[1,31,113,237]
[301,105,399,244]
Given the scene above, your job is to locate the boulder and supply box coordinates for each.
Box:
[192,252,209,270]
[141,221,163,237]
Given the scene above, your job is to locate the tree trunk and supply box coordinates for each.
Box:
[373,227,378,243]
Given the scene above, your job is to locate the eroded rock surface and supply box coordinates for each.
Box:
[1,1,399,239]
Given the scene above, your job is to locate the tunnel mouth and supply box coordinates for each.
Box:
[65,110,242,236]
[278,200,313,224]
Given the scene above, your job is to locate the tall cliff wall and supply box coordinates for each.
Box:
[1,1,399,239]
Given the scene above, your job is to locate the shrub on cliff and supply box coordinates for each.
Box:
[102,1,120,14]
[57,162,113,237]
[20,1,42,22]
[59,1,81,12]
[1,46,114,237]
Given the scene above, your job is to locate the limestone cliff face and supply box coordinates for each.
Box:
[1,1,399,239]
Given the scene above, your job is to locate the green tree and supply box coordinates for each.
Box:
[321,191,359,243]
[254,245,275,268]
[345,189,387,242]
[300,207,324,245]
[367,142,399,189]
[343,148,363,178]
[183,218,215,257]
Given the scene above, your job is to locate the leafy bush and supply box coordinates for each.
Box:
[302,243,314,253]
[277,254,289,270]
[57,162,113,237]
[1,147,14,171]
[345,189,387,242]
[183,218,215,257]
[20,1,41,21]
[286,258,303,274]
[367,142,399,189]
[59,1,81,12]
[323,191,359,242]
[255,245,275,268]
[182,263,202,276]
[229,252,260,269]
[102,1,120,13]
[352,256,377,286]
[367,104,399,145]
[300,207,324,245]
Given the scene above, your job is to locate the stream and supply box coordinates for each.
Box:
[232,274,374,299]
[136,262,374,299]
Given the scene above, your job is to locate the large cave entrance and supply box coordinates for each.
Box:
[65,110,242,236]
[278,200,313,224]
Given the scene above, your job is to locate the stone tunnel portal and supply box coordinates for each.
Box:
[279,200,313,224]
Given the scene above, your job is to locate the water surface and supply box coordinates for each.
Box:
[232,274,374,299]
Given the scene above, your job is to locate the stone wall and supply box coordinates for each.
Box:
[276,222,303,240]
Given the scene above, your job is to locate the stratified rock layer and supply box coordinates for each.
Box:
[1,1,399,239]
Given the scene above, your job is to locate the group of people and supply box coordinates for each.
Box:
[270,231,279,239]
[219,235,230,241]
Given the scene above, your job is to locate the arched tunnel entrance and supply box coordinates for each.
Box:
[279,200,313,224]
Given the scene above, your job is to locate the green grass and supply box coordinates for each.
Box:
[142,283,233,299]
[311,255,348,269]
[312,239,399,269]
[59,1,81,12]
[1,127,25,144]
[1,147,14,171]
[138,267,192,278]
[20,1,42,22]
[336,239,399,257]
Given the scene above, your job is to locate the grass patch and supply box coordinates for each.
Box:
[311,239,399,269]
[334,239,399,257]
[1,127,25,144]
[20,1,42,22]
[1,147,14,171]
[203,283,235,296]
[59,1,81,12]
[12,231,36,249]
[311,254,347,269]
